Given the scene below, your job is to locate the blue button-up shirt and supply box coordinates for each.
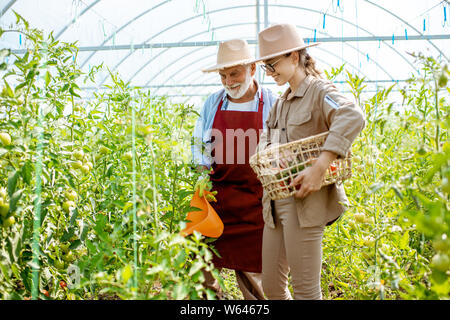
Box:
[192,81,277,168]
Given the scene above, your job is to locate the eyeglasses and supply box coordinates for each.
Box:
[260,53,291,72]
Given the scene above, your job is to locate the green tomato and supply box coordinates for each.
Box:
[0,201,9,218]
[73,149,84,160]
[0,132,11,146]
[63,251,75,262]
[347,220,356,230]
[60,243,70,254]
[141,125,152,135]
[431,253,450,272]
[81,164,90,174]
[363,236,375,246]
[364,216,375,224]
[123,151,132,161]
[354,212,366,223]
[3,216,15,228]
[416,146,427,156]
[438,73,448,88]
[442,177,450,194]
[62,201,76,213]
[433,238,450,253]
[99,146,110,154]
[65,190,78,201]
[443,142,450,154]
[54,259,65,270]
[86,161,93,170]
[71,160,83,170]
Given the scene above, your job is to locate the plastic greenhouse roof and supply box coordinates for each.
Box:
[1,0,449,106]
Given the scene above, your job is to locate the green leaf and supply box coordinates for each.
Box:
[188,260,204,277]
[44,70,51,86]
[173,283,189,300]
[61,227,75,242]
[4,80,14,98]
[9,189,23,214]
[69,86,81,98]
[122,201,133,215]
[69,239,81,250]
[69,208,79,226]
[21,161,33,185]
[121,264,133,284]
[80,220,89,241]
[399,231,409,250]
[7,170,19,197]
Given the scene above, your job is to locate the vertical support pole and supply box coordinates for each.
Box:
[256,0,261,84]
[264,0,268,28]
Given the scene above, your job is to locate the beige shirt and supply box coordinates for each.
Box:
[257,75,366,228]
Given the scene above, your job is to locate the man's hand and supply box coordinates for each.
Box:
[194,177,212,197]
[193,166,218,202]
[289,151,337,198]
[196,165,210,173]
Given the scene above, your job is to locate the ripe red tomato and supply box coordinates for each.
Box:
[329,163,338,176]
[59,280,67,290]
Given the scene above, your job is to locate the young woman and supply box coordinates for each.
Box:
[253,24,366,300]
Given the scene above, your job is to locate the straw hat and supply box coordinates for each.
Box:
[252,23,320,63]
[202,39,255,73]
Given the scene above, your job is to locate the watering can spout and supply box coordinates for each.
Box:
[181,190,224,238]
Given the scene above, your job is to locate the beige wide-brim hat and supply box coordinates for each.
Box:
[202,39,255,73]
[252,23,320,63]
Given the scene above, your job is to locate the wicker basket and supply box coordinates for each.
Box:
[249,131,352,200]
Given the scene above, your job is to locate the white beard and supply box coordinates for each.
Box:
[224,70,253,99]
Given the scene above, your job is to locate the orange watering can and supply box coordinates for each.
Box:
[181,189,224,238]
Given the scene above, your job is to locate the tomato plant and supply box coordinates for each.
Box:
[0,15,448,301]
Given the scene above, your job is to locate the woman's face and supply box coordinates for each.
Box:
[263,52,298,86]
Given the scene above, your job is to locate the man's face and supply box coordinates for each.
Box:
[219,64,255,99]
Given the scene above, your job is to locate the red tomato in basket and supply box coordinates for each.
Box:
[330,163,338,176]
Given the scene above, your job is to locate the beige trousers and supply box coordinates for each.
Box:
[262,197,325,300]
[202,269,266,300]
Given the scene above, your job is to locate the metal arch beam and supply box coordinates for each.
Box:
[154,58,406,100]
[151,48,369,97]
[150,31,393,89]
[96,3,418,88]
[127,22,257,84]
[79,0,172,68]
[134,22,389,86]
[54,0,102,40]
[79,79,410,90]
[93,5,257,88]
[144,23,395,92]
[267,4,417,72]
[363,0,448,61]
[155,73,218,98]
[0,0,16,17]
[151,53,220,96]
[151,50,361,97]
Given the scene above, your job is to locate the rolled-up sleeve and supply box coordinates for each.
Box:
[319,82,366,157]
[191,97,213,168]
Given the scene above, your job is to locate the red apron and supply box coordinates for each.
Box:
[209,92,264,273]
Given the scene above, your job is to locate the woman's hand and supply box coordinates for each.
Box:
[289,151,337,198]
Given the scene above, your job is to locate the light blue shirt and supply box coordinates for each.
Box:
[192,82,277,168]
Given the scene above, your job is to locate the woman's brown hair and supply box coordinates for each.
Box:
[297,49,323,79]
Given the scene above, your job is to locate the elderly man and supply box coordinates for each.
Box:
[191,39,276,299]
